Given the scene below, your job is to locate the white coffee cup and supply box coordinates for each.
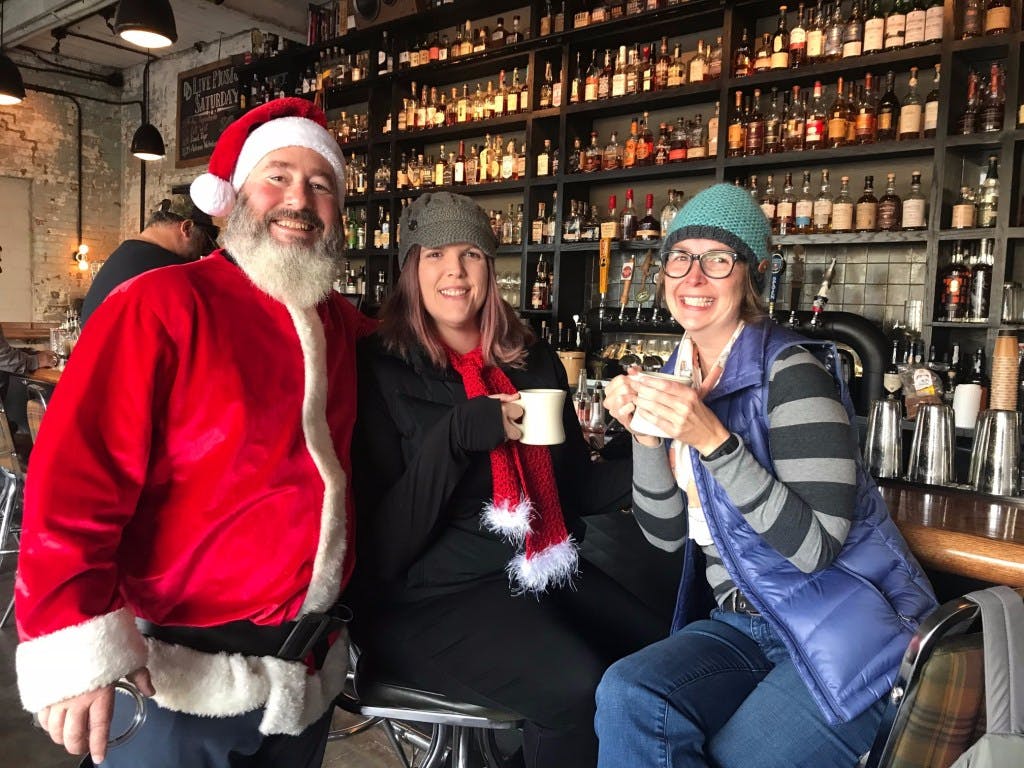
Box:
[628,371,693,439]
[518,389,567,445]
[952,383,983,430]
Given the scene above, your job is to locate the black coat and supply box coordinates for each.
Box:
[352,334,631,603]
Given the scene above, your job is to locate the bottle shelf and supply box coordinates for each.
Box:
[722,138,936,170]
[563,81,720,118]
[1005,228,1024,240]
[396,48,533,89]
[944,133,1005,149]
[926,320,994,328]
[395,179,528,198]
[322,81,373,108]
[559,240,663,253]
[775,231,929,245]
[561,158,718,185]
[937,228,1000,240]
[567,1,724,45]
[496,244,524,255]
[394,113,531,145]
[949,33,1015,56]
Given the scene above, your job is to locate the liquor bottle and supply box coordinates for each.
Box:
[790,3,808,66]
[842,0,864,58]
[855,72,877,143]
[620,189,638,241]
[667,43,684,87]
[707,101,720,157]
[969,240,994,320]
[727,91,745,157]
[637,111,655,166]
[898,67,923,140]
[831,175,854,232]
[760,173,779,228]
[967,348,989,409]
[601,195,621,240]
[745,89,766,156]
[733,28,753,76]
[636,194,661,241]
[753,32,773,71]
[585,130,603,172]
[806,4,823,61]
[771,6,791,69]
[905,0,927,45]
[945,343,961,399]
[805,80,827,149]
[827,77,849,148]
[813,168,834,232]
[984,0,1010,35]
[747,174,761,203]
[951,186,977,229]
[937,241,972,320]
[958,69,981,134]
[923,64,940,137]
[764,88,783,153]
[491,17,506,46]
[924,0,944,41]
[537,139,553,176]
[785,85,807,150]
[531,254,550,310]
[669,119,687,163]
[654,121,670,164]
[597,49,612,99]
[901,170,928,230]
[689,39,709,82]
[569,52,583,104]
[855,174,879,231]
[883,339,903,400]
[777,172,797,234]
[824,1,846,59]
[977,155,999,228]
[863,0,886,53]
[979,62,1005,132]
[961,0,983,37]
[876,70,900,141]
[877,172,903,231]
[604,129,623,170]
[612,45,627,97]
[660,189,680,234]
[543,193,557,243]
[508,15,523,44]
[885,0,910,49]
[585,52,600,102]
[794,170,815,233]
[540,62,554,108]
[532,202,547,244]
[454,140,467,184]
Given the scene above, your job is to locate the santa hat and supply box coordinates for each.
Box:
[190,97,346,218]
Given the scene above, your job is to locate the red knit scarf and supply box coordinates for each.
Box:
[446,346,578,593]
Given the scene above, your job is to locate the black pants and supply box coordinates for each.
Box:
[354,564,667,768]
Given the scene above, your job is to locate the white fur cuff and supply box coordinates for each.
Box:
[16,607,148,713]
[508,538,579,594]
[482,498,533,544]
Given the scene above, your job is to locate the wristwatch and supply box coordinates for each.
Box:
[700,433,739,462]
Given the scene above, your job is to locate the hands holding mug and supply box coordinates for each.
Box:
[605,368,729,455]
[488,390,567,446]
[489,393,524,442]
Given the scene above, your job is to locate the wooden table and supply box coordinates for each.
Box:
[27,368,61,386]
[880,481,1024,587]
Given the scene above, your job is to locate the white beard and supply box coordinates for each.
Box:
[222,200,344,309]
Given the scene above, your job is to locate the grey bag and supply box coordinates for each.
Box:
[948,586,1024,767]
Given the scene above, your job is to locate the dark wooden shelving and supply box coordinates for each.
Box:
[949,34,1015,56]
[395,179,528,198]
[944,133,1005,149]
[937,228,1000,240]
[322,81,373,108]
[563,81,720,117]
[927,319,994,328]
[394,113,530,144]
[561,159,717,184]
[394,46,535,86]
[775,231,930,245]
[723,138,936,169]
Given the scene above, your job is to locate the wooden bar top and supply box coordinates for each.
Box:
[26,368,61,385]
[880,481,1024,587]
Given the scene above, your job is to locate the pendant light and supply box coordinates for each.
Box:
[114,0,178,49]
[0,0,26,105]
[132,61,164,160]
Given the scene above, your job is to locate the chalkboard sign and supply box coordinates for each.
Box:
[176,59,240,168]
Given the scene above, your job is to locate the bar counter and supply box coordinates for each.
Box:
[880,481,1024,588]
[26,368,61,386]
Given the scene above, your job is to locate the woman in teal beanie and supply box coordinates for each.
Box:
[594,183,936,767]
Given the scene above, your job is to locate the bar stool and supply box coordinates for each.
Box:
[331,646,523,768]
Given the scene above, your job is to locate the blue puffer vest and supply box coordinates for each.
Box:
[664,319,937,725]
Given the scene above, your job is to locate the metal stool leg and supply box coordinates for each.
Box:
[419,723,451,768]
[450,726,473,768]
[0,595,13,629]
[476,728,507,768]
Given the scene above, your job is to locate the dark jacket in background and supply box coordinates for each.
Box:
[81,240,190,325]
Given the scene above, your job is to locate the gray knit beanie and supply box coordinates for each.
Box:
[661,183,772,292]
[398,192,498,269]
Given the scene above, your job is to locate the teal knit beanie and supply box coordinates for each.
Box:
[661,183,772,292]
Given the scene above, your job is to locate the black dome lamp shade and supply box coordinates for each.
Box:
[131,122,165,161]
[114,0,178,49]
[0,52,25,106]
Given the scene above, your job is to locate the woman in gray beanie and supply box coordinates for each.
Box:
[594,183,935,767]
[349,192,663,768]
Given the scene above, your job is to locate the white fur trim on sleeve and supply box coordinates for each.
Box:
[508,538,579,594]
[482,498,532,544]
[16,607,148,713]
[288,305,349,614]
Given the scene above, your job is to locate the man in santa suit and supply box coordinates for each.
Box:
[15,98,376,767]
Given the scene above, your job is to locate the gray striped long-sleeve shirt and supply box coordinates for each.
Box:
[631,346,858,604]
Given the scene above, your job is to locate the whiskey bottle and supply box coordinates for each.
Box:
[958,69,981,134]
[784,85,806,150]
[585,52,600,101]
[923,64,939,137]
[764,88,783,153]
[660,189,680,234]
[603,130,622,169]
[597,49,613,99]
[827,77,849,148]
[611,45,627,98]
[537,139,553,177]
[794,170,815,233]
[760,173,779,229]
[977,155,999,228]
[806,5,825,61]
[777,172,797,234]
[968,241,993,321]
[876,70,900,141]
[979,62,1005,132]
[771,6,791,69]
[727,91,746,157]
[824,1,846,59]
[669,119,688,162]
[569,52,583,104]
[531,254,550,310]
[937,241,971,320]
[689,39,709,82]
[790,3,808,67]
[813,168,834,233]
[901,170,928,230]
[733,28,753,77]
[804,80,827,149]
[707,101,720,157]
[624,117,639,168]
[951,186,977,229]
[855,73,878,143]
[636,194,661,241]
[984,0,1011,35]
[745,89,766,156]
[753,32,773,72]
[540,61,554,108]
[454,140,467,184]
[855,174,879,231]
[898,67,923,140]
[863,0,885,53]
[877,172,903,231]
[885,0,909,49]
[961,0,983,37]
[842,0,865,58]
[832,176,855,233]
[586,130,603,172]
[905,0,927,45]
[924,0,944,41]
[543,193,557,243]
[620,188,638,242]
[532,202,547,244]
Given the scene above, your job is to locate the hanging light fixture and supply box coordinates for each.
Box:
[114,0,178,49]
[0,0,26,105]
[131,122,165,160]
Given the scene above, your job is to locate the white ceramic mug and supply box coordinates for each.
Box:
[952,383,983,430]
[628,371,693,439]
[518,389,567,445]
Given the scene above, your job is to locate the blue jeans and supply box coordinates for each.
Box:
[594,609,885,768]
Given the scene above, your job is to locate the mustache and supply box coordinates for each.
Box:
[265,207,325,231]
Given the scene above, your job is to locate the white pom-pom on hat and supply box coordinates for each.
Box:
[189,172,236,219]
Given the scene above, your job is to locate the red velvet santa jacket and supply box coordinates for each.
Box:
[15,252,376,735]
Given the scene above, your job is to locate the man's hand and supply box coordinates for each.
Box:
[37,667,154,765]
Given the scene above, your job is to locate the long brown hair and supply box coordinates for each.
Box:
[377,245,534,369]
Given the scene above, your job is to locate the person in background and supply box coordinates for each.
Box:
[15,98,375,768]
[0,325,57,374]
[594,183,937,768]
[80,196,220,324]
[352,191,665,768]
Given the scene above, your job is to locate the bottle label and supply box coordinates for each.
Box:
[745,122,765,153]
[707,118,719,155]
[842,41,862,58]
[878,201,899,230]
[807,30,824,58]
[855,203,877,231]
[600,221,620,240]
[760,202,777,220]
[791,28,806,46]
[905,11,926,44]
[952,203,976,228]
[832,202,853,230]
[902,199,926,228]
[777,201,794,221]
[537,154,549,176]
[532,221,544,243]
[864,19,885,51]
[855,113,876,139]
[770,51,790,69]
[454,162,465,184]
[813,199,832,228]
[669,147,687,162]
[636,225,658,239]
[985,7,1010,32]
[924,7,944,40]
[899,104,922,136]
[689,145,707,158]
[689,60,706,81]
[805,118,825,145]
[585,80,597,101]
[727,123,744,151]
[924,101,938,131]
[884,14,906,48]
[878,111,893,131]
[795,200,813,226]
[612,74,626,98]
[828,117,847,141]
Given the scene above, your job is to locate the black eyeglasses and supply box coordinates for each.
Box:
[663,249,740,280]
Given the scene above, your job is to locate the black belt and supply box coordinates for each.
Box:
[137,604,352,666]
[723,591,760,616]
